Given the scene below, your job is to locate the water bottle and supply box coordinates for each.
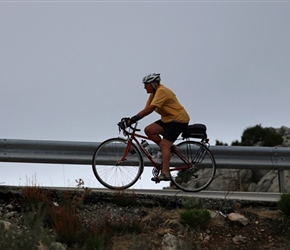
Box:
[141,140,154,156]
[154,149,162,164]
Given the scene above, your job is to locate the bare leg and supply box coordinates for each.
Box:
[145,123,172,175]
[159,139,173,175]
[144,123,164,144]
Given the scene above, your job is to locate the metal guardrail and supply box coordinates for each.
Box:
[0,139,99,165]
[1,139,289,191]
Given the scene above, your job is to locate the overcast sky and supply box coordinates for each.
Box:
[1,0,289,189]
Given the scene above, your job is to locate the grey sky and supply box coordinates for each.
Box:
[1,1,290,188]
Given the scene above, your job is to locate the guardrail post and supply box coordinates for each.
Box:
[272,147,288,193]
[278,170,285,193]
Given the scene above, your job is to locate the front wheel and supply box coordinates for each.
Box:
[92,138,144,190]
[170,140,216,192]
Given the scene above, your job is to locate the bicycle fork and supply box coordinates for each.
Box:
[117,139,133,164]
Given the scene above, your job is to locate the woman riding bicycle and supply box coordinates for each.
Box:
[121,73,190,182]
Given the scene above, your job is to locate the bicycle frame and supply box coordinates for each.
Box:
[119,123,195,171]
[170,144,194,171]
[120,124,160,168]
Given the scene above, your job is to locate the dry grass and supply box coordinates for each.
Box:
[2,184,290,249]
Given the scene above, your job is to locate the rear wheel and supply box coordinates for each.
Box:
[92,138,144,190]
[170,140,216,192]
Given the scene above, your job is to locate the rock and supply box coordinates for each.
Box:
[162,233,178,250]
[0,220,12,230]
[206,169,254,191]
[279,126,290,147]
[228,213,249,226]
[5,204,14,210]
[38,241,67,250]
[3,211,17,219]
[203,126,290,192]
[255,170,277,192]
[166,219,186,235]
[161,233,187,250]
[233,234,246,244]
[204,235,210,241]
[49,242,67,250]
[209,211,226,227]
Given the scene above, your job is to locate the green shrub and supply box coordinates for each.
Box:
[18,185,107,249]
[180,208,211,228]
[181,197,199,209]
[0,205,59,250]
[14,185,141,249]
[278,193,290,217]
[234,124,283,146]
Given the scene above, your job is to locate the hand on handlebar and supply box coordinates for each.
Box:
[118,117,131,130]
[129,115,139,124]
[118,117,141,132]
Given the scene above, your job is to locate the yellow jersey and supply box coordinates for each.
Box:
[145,84,190,123]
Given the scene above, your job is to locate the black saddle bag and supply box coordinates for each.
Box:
[182,124,207,139]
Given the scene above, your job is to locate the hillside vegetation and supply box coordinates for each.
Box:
[0,185,290,249]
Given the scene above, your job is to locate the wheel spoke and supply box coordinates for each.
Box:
[170,141,216,192]
[92,138,143,190]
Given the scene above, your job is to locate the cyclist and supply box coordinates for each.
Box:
[121,73,190,182]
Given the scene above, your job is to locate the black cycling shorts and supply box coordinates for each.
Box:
[154,120,188,143]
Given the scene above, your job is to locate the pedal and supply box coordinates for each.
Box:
[151,178,160,183]
[152,167,160,177]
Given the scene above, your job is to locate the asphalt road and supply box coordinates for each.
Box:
[88,188,281,202]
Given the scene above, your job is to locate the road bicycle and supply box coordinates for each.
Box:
[92,121,216,192]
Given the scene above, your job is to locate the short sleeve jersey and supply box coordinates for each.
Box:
[145,84,190,123]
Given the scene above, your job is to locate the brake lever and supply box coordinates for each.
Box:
[130,123,141,132]
[117,120,141,134]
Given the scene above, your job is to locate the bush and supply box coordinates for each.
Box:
[0,205,59,250]
[13,185,142,249]
[18,185,107,249]
[181,197,199,209]
[236,124,283,146]
[278,193,290,217]
[180,208,211,228]
[20,186,51,211]
[48,206,80,245]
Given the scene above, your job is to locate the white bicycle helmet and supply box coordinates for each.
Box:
[142,73,161,84]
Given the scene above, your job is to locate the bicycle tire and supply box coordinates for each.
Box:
[92,138,144,190]
[170,140,216,192]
